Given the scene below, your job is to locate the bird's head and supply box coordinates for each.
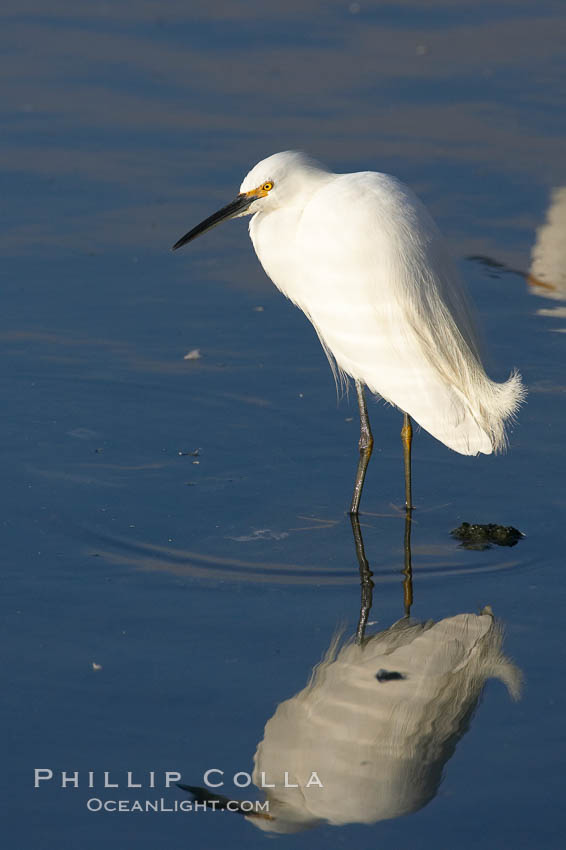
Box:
[172,151,327,251]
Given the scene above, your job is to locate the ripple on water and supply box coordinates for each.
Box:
[82,514,528,587]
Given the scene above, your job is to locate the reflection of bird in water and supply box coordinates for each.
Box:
[179,518,521,833]
[247,608,521,833]
[173,151,524,513]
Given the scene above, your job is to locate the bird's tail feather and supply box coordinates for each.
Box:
[474,368,526,454]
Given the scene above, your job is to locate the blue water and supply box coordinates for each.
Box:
[2,2,565,847]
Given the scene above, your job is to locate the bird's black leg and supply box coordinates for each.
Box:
[350,380,374,515]
[401,412,413,512]
[350,513,374,645]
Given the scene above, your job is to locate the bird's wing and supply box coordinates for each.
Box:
[293,172,494,454]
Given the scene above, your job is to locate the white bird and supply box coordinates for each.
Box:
[173,151,524,513]
[529,185,566,301]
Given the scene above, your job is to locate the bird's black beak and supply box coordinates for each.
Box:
[172,193,255,251]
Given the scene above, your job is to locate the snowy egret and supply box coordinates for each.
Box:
[173,152,524,513]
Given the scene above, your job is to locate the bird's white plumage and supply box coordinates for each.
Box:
[241,151,524,455]
[530,185,566,297]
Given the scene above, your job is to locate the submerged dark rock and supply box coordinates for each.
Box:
[451,522,524,550]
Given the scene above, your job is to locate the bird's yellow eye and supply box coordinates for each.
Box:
[262,181,273,192]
